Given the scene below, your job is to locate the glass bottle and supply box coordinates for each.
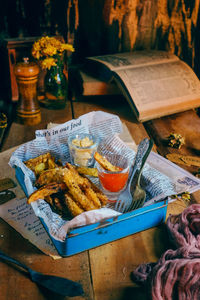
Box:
[40,62,67,109]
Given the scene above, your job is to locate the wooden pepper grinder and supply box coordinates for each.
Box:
[14,57,41,125]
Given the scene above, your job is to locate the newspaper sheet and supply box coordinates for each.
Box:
[9,111,200,242]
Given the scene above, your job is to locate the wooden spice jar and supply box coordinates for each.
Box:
[14,57,41,125]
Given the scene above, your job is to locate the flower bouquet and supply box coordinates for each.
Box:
[32,36,74,109]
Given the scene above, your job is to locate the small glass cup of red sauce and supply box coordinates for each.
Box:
[96,152,129,202]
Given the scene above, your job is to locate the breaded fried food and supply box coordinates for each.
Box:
[87,178,108,207]
[76,166,98,177]
[65,163,87,186]
[24,152,61,177]
[27,182,67,204]
[94,152,121,172]
[27,161,108,218]
[35,167,64,187]
[45,192,69,217]
[64,193,84,217]
[45,191,85,218]
[53,196,66,215]
[83,187,101,209]
[63,170,96,211]
[64,163,102,208]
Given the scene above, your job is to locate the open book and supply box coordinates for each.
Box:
[85,51,200,122]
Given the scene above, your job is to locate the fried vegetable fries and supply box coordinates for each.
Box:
[94,152,121,172]
[27,158,108,218]
[24,152,61,177]
[35,167,63,187]
[27,182,67,204]
[75,166,98,177]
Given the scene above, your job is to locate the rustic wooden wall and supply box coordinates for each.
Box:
[74,0,200,77]
[0,0,200,77]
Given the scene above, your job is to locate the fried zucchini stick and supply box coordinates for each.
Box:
[64,193,84,217]
[76,166,98,177]
[65,163,102,208]
[87,178,108,206]
[63,171,96,211]
[65,163,88,186]
[94,152,121,172]
[35,167,63,187]
[83,187,101,209]
[27,182,67,204]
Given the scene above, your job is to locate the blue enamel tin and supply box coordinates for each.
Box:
[15,166,168,257]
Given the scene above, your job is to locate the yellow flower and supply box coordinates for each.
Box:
[32,36,75,70]
[32,41,42,59]
[41,57,57,70]
[60,44,75,52]
[42,45,57,57]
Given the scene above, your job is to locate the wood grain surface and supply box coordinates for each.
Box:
[0,96,200,300]
[144,109,200,175]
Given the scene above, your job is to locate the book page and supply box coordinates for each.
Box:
[88,50,179,71]
[114,60,200,120]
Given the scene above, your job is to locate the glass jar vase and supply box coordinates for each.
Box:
[40,63,67,109]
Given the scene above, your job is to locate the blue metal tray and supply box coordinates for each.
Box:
[15,166,168,257]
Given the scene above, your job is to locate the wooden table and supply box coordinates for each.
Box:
[0,96,200,300]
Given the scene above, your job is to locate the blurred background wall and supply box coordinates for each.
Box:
[1,0,199,73]
[0,0,200,103]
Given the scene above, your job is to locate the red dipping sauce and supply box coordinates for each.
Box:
[98,168,129,192]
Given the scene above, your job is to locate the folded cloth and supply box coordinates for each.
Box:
[131,204,200,300]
